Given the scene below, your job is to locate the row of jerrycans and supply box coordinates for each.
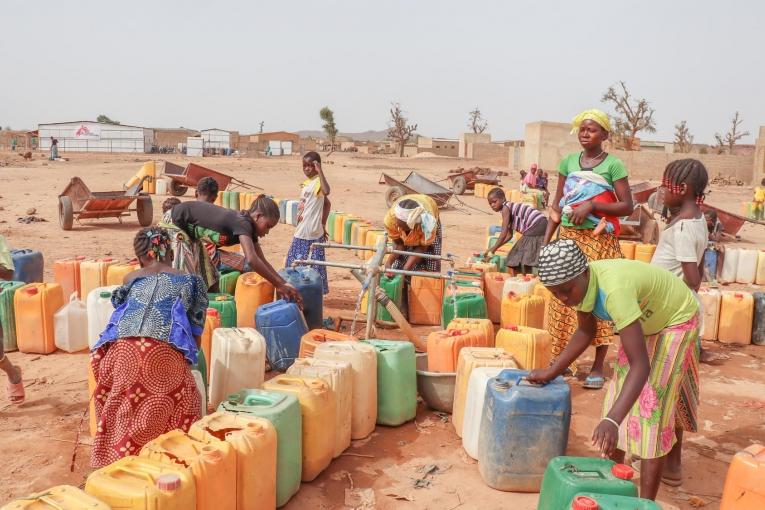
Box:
[699,288,763,345]
[53,256,138,299]
[719,248,765,285]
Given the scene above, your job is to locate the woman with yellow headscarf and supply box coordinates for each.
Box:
[542,108,634,389]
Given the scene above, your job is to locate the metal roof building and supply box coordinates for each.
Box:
[38,121,153,153]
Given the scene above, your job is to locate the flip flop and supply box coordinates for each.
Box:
[6,369,25,405]
[582,375,605,389]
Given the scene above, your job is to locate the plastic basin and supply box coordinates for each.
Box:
[415,353,456,413]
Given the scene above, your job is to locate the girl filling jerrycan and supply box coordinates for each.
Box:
[477,369,572,492]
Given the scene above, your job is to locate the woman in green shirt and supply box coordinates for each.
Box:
[528,240,700,501]
[542,109,634,389]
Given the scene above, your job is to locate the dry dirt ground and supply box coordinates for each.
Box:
[0,150,763,509]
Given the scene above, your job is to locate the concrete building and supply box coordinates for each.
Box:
[0,130,37,150]
[154,128,199,150]
[523,122,580,170]
[752,126,765,185]
[417,136,459,157]
[38,121,153,153]
[459,132,491,158]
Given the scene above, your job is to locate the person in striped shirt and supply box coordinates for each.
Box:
[485,187,548,275]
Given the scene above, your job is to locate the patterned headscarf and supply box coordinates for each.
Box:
[143,227,171,260]
[570,109,611,134]
[538,239,589,286]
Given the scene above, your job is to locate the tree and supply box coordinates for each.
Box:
[96,114,120,125]
[674,120,694,153]
[387,103,417,157]
[714,111,749,155]
[468,107,488,134]
[601,81,656,150]
[319,107,338,152]
[259,121,264,133]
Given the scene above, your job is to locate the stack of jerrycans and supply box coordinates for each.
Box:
[219,389,302,507]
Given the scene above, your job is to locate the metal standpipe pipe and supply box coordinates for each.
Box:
[291,234,455,348]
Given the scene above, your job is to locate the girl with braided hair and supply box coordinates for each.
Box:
[89,227,207,468]
[649,158,709,486]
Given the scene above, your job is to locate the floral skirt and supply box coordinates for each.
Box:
[285,237,329,294]
[548,227,622,364]
[90,337,200,468]
[602,315,699,459]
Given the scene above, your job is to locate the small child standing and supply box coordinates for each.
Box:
[650,158,709,487]
[485,187,548,275]
[285,151,331,294]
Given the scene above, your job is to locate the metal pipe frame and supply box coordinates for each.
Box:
[310,242,454,262]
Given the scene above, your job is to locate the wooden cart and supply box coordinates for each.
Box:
[379,172,454,208]
[161,162,262,197]
[58,176,153,231]
[446,169,501,195]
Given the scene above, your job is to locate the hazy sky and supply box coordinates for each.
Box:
[1,0,762,143]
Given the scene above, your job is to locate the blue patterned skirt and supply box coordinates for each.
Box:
[285,237,329,294]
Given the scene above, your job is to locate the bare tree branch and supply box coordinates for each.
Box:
[674,120,694,153]
[468,107,488,134]
[387,103,417,157]
[601,81,656,150]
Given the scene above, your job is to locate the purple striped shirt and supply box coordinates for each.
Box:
[505,201,544,233]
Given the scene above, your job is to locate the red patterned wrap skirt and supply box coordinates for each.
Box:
[90,337,201,468]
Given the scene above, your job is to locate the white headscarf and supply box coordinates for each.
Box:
[395,201,437,240]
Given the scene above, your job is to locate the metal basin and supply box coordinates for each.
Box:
[416,353,456,413]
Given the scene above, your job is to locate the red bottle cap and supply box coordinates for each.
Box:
[156,473,181,491]
[572,496,599,510]
[508,325,518,331]
[207,308,219,317]
[25,287,38,295]
[611,463,634,480]
[734,292,743,298]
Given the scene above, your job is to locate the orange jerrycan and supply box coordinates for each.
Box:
[53,256,86,299]
[532,283,553,330]
[452,347,517,437]
[87,362,98,436]
[495,325,552,370]
[14,283,64,354]
[718,291,753,345]
[720,444,765,510]
[426,329,481,372]
[80,259,115,300]
[85,455,196,510]
[635,243,656,263]
[189,412,277,510]
[1,485,110,510]
[619,241,636,260]
[140,430,236,510]
[298,329,354,358]
[201,308,221,381]
[288,357,353,457]
[698,288,721,341]
[408,276,445,326]
[332,213,347,244]
[234,272,274,328]
[263,375,336,482]
[500,293,545,330]
[484,273,511,323]
[447,318,495,347]
[106,261,139,286]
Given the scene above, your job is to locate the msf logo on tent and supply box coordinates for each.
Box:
[75,125,92,137]
[74,124,100,139]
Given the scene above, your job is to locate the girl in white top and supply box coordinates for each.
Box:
[285,151,332,294]
[650,158,709,487]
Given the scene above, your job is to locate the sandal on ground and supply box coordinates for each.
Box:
[582,375,605,389]
[6,369,25,405]
[631,459,682,487]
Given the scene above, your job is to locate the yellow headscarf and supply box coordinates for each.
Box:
[570,109,611,134]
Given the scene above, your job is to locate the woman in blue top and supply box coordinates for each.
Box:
[90,227,208,468]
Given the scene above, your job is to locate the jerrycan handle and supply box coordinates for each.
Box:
[35,496,67,510]
[518,376,545,387]
[276,376,309,387]
[69,292,79,303]
[110,465,156,482]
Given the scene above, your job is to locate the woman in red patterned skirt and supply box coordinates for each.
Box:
[90,227,208,468]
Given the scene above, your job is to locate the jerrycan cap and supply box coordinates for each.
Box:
[215,295,230,301]
[156,473,181,491]
[200,445,223,461]
[100,291,112,298]
[207,308,219,316]
[571,496,599,510]
[611,463,634,480]
[493,379,511,390]
[734,292,744,298]
[25,286,39,295]
[508,325,519,331]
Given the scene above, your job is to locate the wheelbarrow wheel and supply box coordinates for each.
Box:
[451,176,467,195]
[59,196,74,231]
[385,185,406,207]
[169,180,189,197]
[136,196,154,227]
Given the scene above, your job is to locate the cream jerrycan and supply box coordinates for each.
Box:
[54,293,89,353]
[87,286,118,349]
[208,328,266,410]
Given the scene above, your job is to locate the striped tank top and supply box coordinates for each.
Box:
[505,201,544,234]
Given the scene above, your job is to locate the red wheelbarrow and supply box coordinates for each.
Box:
[58,176,153,231]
